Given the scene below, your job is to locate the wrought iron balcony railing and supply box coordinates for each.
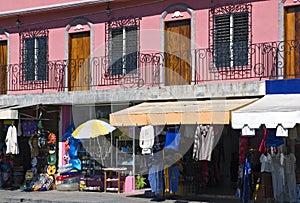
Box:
[0,40,299,94]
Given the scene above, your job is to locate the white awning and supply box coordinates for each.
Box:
[0,108,18,119]
[110,99,257,126]
[231,94,300,129]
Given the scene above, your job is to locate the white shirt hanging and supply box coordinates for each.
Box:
[5,125,19,155]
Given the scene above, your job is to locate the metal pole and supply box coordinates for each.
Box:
[110,132,113,167]
[116,138,118,167]
[132,126,135,176]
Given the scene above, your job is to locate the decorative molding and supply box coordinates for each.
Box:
[74,24,84,31]
[172,11,183,18]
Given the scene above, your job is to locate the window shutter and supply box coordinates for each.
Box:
[214,14,230,68]
[24,38,35,81]
[125,26,138,74]
[37,36,48,80]
[233,12,249,66]
[110,28,123,76]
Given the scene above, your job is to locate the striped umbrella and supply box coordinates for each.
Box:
[72,119,116,139]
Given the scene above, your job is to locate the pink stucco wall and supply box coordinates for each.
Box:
[252,0,278,43]
[0,0,285,93]
[1,0,281,60]
[0,0,105,12]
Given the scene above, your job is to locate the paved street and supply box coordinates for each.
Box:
[0,188,242,203]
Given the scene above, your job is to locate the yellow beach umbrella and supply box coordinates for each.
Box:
[72,119,116,139]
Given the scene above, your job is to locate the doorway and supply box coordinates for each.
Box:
[164,20,191,85]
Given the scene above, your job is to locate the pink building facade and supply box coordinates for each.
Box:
[0,0,295,95]
[1,0,300,198]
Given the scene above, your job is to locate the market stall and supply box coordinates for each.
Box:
[231,94,300,202]
[109,99,257,198]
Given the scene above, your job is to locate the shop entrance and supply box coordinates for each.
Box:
[180,125,239,196]
[0,105,60,189]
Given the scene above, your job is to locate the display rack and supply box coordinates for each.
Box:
[103,167,127,193]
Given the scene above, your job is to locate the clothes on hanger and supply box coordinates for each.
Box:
[5,124,19,155]
[283,153,297,203]
[193,124,216,161]
[266,129,284,147]
[242,155,251,203]
[164,126,180,151]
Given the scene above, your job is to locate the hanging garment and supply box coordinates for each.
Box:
[201,160,209,187]
[140,125,155,155]
[168,165,179,193]
[5,125,19,154]
[258,129,268,153]
[259,153,273,172]
[29,135,39,158]
[271,154,285,202]
[242,156,251,203]
[164,127,180,151]
[239,136,248,164]
[148,163,165,195]
[266,129,284,147]
[193,124,215,161]
[284,153,297,203]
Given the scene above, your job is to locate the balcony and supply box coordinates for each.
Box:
[0,40,299,94]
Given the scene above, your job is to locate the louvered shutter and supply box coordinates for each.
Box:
[125,26,138,74]
[24,38,35,81]
[214,14,230,68]
[110,28,123,76]
[37,36,48,80]
[233,12,249,66]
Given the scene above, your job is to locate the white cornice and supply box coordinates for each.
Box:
[0,0,109,17]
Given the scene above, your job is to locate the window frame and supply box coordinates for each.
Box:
[105,17,140,78]
[209,3,252,69]
[20,29,49,82]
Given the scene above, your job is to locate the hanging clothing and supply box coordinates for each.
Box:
[259,153,272,172]
[193,124,216,161]
[168,165,179,193]
[242,156,251,203]
[239,136,248,164]
[148,163,165,195]
[140,125,155,155]
[283,153,297,203]
[5,125,19,155]
[271,154,285,202]
[164,127,180,151]
[29,135,39,158]
[258,129,267,153]
[266,129,284,147]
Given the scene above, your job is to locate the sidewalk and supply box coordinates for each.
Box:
[0,188,242,203]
